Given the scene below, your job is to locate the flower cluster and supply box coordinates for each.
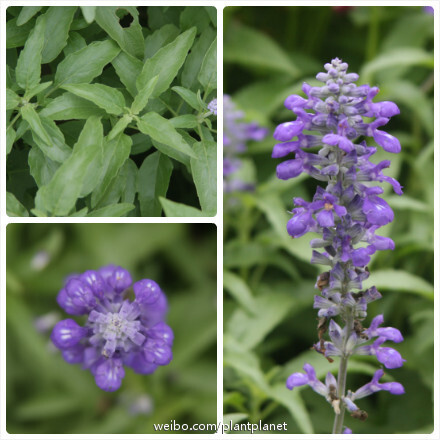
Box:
[50,265,173,392]
[273,58,404,433]
[223,95,267,192]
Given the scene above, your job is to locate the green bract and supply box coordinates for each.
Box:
[6,6,217,217]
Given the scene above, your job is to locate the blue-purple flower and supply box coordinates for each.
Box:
[223,95,267,192]
[51,265,173,392]
[275,58,404,433]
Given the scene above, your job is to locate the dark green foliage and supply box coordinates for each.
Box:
[6,6,217,217]
[6,223,217,433]
[224,6,434,434]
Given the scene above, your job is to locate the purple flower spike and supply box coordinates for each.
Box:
[51,266,173,392]
[275,58,404,432]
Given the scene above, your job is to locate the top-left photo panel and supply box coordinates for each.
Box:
[5,6,217,217]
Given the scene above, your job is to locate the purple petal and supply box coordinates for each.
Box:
[376,347,406,369]
[51,319,87,349]
[286,372,308,390]
[373,130,401,153]
[276,159,303,180]
[94,358,125,392]
[274,121,304,142]
[108,266,132,293]
[316,209,335,227]
[143,339,173,366]
[134,279,162,305]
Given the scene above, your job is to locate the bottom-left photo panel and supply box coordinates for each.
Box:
[5,223,217,434]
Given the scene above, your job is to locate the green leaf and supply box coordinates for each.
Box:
[24,81,52,100]
[91,133,132,208]
[7,192,29,217]
[190,140,216,214]
[170,115,199,129]
[365,270,434,300]
[6,127,16,155]
[16,6,43,26]
[137,112,196,158]
[35,116,103,216]
[172,86,203,111]
[121,159,138,204]
[159,197,205,217]
[182,27,216,90]
[198,37,216,93]
[6,88,21,110]
[144,23,180,59]
[28,146,60,187]
[80,6,96,24]
[180,7,211,34]
[63,31,87,57]
[137,152,173,217]
[61,83,125,115]
[361,48,434,83]
[224,23,299,76]
[108,114,132,141]
[87,203,134,217]
[131,75,159,115]
[39,92,106,120]
[111,51,142,97]
[54,40,120,87]
[20,105,51,145]
[16,15,46,90]
[136,27,197,97]
[28,117,72,163]
[95,7,144,59]
[6,18,35,49]
[223,270,257,315]
[41,7,77,63]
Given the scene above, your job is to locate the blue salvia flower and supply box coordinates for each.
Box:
[273,58,405,433]
[51,265,173,392]
[223,95,268,192]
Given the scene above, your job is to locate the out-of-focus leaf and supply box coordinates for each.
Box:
[224,23,300,76]
[365,270,433,300]
[223,270,257,315]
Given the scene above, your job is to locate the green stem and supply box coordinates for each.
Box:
[7,113,20,131]
[366,7,380,61]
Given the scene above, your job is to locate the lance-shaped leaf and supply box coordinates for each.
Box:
[35,116,103,216]
[131,75,158,115]
[112,51,142,97]
[80,6,96,24]
[16,6,43,26]
[159,197,205,217]
[108,114,132,141]
[24,81,52,101]
[54,40,120,87]
[6,127,15,155]
[136,27,197,97]
[7,192,29,217]
[16,15,46,90]
[137,112,196,158]
[40,93,106,120]
[61,83,125,115]
[28,146,60,187]
[172,86,203,111]
[6,89,21,110]
[41,7,77,63]
[20,105,51,145]
[87,203,135,217]
[190,140,217,215]
[137,152,173,217]
[91,133,132,208]
[95,7,144,59]
[198,37,217,93]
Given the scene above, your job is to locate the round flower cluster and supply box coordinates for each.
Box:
[50,265,173,392]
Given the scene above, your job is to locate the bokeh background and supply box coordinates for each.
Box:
[223,6,434,434]
[6,223,217,433]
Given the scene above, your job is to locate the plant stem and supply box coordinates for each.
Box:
[332,310,354,434]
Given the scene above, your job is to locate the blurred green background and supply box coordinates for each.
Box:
[6,223,217,434]
[223,6,434,434]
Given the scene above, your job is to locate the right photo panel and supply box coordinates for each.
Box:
[223,6,434,435]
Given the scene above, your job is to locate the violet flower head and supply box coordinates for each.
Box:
[223,95,268,192]
[207,98,217,115]
[275,58,404,433]
[51,265,173,392]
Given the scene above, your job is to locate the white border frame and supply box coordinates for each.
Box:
[1,1,439,439]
